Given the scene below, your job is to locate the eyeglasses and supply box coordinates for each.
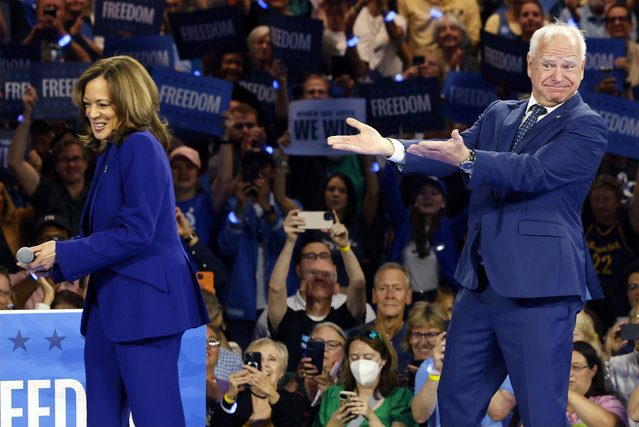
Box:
[628,283,638,291]
[310,337,344,351]
[0,290,11,297]
[305,269,335,280]
[570,364,591,372]
[58,155,84,164]
[301,252,331,261]
[606,16,630,23]
[207,338,221,347]
[409,331,441,342]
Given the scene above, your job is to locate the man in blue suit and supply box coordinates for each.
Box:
[328,23,608,426]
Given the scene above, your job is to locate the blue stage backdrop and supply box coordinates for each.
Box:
[0,310,205,427]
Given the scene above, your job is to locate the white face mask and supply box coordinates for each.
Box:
[350,359,382,386]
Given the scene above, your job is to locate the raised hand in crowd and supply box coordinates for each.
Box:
[603,320,630,360]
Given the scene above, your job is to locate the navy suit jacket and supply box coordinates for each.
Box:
[52,130,209,341]
[399,93,607,301]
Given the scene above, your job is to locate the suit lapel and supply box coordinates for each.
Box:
[512,93,583,154]
[82,144,115,235]
[497,101,528,153]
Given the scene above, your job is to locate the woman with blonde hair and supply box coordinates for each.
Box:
[212,337,306,426]
[18,55,209,426]
[574,309,603,356]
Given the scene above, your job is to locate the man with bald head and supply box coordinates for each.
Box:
[327,22,607,426]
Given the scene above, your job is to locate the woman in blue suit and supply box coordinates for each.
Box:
[19,56,209,426]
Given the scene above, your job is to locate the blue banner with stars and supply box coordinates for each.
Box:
[103,35,175,69]
[0,310,206,427]
[31,62,90,121]
[442,71,498,126]
[269,12,323,73]
[152,67,232,136]
[580,90,639,160]
[359,78,445,135]
[93,0,164,37]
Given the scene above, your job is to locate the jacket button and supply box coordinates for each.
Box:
[474,223,481,230]
[490,191,497,197]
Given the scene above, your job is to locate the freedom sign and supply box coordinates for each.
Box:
[442,71,498,125]
[153,67,232,136]
[582,38,625,93]
[0,68,31,120]
[93,0,164,36]
[0,44,40,69]
[359,78,445,135]
[286,98,366,156]
[480,30,531,93]
[238,71,277,123]
[103,35,175,69]
[30,62,90,121]
[169,6,248,59]
[581,90,638,160]
[269,12,323,73]
[0,310,205,427]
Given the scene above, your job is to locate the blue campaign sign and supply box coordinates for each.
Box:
[169,6,247,59]
[269,12,323,73]
[153,67,232,136]
[286,98,366,156]
[93,0,164,36]
[31,62,90,121]
[582,38,625,93]
[442,71,498,125]
[0,44,40,69]
[238,71,277,123]
[0,129,15,172]
[480,30,531,93]
[359,78,445,135]
[103,35,175,69]
[0,310,206,427]
[0,68,31,120]
[581,90,638,160]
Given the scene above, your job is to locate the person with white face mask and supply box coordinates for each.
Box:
[314,328,417,427]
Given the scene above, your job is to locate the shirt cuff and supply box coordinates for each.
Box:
[386,138,406,165]
[35,302,51,310]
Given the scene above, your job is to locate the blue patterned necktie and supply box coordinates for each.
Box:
[510,104,548,152]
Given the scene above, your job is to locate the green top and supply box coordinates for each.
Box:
[313,384,417,427]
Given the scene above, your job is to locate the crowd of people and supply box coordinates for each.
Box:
[1,0,638,426]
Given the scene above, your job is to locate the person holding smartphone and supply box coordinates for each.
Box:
[314,327,416,427]
[212,338,305,427]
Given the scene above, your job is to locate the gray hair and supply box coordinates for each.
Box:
[311,322,347,342]
[373,262,411,290]
[528,21,586,61]
[245,337,289,373]
[432,13,469,47]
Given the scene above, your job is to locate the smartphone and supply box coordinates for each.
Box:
[298,211,334,230]
[413,55,425,65]
[620,324,639,341]
[242,163,261,197]
[244,352,262,370]
[196,271,214,294]
[339,390,357,405]
[600,66,615,81]
[301,337,325,375]
[43,5,57,17]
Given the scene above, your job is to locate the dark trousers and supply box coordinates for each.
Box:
[84,305,185,427]
[438,268,582,426]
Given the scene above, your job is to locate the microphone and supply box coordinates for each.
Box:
[16,247,35,264]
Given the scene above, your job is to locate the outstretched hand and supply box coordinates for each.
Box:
[327,118,395,157]
[406,129,469,167]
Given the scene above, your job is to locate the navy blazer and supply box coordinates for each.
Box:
[398,93,607,301]
[52,130,209,341]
